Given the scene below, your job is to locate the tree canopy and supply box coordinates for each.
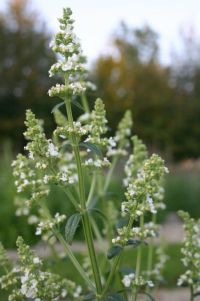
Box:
[93,23,200,160]
[0,0,55,150]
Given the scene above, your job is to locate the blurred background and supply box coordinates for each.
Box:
[0,1,199,292]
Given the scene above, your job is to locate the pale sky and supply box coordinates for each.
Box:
[1,0,200,64]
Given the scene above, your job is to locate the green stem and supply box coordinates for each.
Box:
[55,231,95,291]
[136,216,144,278]
[81,92,90,113]
[60,185,79,210]
[146,215,156,279]
[86,172,97,206]
[90,217,106,252]
[39,203,94,290]
[64,94,102,296]
[102,216,134,298]
[103,137,127,194]
[103,156,118,193]
[101,253,122,297]
[133,215,144,301]
[132,287,138,301]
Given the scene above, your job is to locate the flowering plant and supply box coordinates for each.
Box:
[0,7,169,301]
[178,211,200,301]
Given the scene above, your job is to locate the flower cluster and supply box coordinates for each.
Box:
[0,237,83,301]
[83,157,110,170]
[122,154,168,219]
[24,110,55,160]
[107,110,133,157]
[35,212,66,236]
[85,98,108,148]
[177,211,200,291]
[122,272,154,289]
[48,8,89,97]
[54,121,88,140]
[112,222,158,245]
[12,153,50,208]
[124,135,148,187]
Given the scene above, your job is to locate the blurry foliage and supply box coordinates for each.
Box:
[0,142,38,248]
[0,0,56,151]
[0,1,199,160]
[93,23,200,160]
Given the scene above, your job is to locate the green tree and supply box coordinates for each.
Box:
[93,23,175,159]
[170,31,200,159]
[94,24,200,160]
[0,0,55,150]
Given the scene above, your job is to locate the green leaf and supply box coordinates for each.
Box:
[71,98,84,111]
[65,213,81,244]
[107,245,123,260]
[80,142,102,156]
[88,207,107,221]
[140,292,155,301]
[104,293,126,301]
[116,217,129,229]
[51,101,65,113]
[126,239,144,247]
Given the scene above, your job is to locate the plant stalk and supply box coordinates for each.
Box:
[81,92,90,113]
[64,94,102,296]
[146,214,156,279]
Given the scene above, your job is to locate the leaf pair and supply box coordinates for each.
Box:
[51,99,84,113]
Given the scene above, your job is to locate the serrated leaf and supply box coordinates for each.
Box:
[65,213,81,244]
[80,142,102,156]
[51,101,65,113]
[140,292,155,301]
[107,245,123,260]
[71,98,84,111]
[104,293,126,301]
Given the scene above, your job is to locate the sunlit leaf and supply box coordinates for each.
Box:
[65,213,81,244]
[51,101,65,113]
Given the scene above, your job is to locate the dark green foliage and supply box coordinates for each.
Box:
[107,245,123,259]
[0,143,38,248]
[93,23,200,160]
[0,0,56,151]
[65,213,81,244]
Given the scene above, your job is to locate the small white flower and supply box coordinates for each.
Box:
[47,141,59,157]
[147,280,154,287]
[33,257,41,264]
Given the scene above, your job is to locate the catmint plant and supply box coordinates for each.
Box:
[178,211,200,301]
[0,7,169,301]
